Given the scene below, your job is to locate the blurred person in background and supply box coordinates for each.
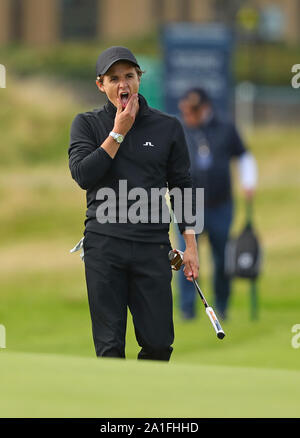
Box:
[68,47,199,361]
[177,88,257,321]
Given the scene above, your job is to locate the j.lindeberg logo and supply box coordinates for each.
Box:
[143,141,155,147]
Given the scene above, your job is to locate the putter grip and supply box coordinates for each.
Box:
[205,307,225,340]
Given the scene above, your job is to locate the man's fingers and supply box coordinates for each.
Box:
[124,93,138,114]
[113,94,138,136]
[184,259,199,281]
[192,263,199,279]
[184,261,193,280]
[116,98,123,114]
[193,259,199,278]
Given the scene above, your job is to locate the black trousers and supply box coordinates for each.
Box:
[83,232,174,361]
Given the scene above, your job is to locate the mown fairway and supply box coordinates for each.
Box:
[1,351,300,418]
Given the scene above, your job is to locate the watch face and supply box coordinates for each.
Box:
[116,135,123,143]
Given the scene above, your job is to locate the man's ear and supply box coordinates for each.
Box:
[95,79,105,93]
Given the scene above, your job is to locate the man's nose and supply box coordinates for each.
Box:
[119,78,128,88]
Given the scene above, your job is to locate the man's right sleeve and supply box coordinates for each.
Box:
[229,123,247,157]
[68,113,113,190]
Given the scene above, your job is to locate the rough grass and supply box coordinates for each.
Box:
[0,76,81,166]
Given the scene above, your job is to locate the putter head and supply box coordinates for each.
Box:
[169,249,184,271]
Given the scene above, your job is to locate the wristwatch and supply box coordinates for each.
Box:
[109,131,124,144]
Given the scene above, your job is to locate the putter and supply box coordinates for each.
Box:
[169,249,226,340]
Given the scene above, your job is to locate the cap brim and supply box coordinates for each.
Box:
[98,58,140,76]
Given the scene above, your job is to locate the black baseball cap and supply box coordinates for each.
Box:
[96,46,140,77]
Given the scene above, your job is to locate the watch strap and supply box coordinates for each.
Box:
[109,131,124,143]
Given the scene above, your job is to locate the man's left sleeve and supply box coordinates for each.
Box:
[229,123,258,189]
[166,118,197,234]
[238,152,258,190]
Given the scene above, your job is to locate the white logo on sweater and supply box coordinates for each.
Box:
[143,141,155,147]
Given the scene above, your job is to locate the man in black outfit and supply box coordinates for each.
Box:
[68,47,199,361]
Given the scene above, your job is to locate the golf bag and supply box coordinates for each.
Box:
[225,201,262,279]
[225,222,262,279]
[224,199,262,320]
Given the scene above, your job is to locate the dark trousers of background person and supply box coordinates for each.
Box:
[177,200,233,320]
[83,232,174,361]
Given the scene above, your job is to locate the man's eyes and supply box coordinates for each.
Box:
[109,74,134,82]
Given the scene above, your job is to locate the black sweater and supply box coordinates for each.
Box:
[68,94,195,243]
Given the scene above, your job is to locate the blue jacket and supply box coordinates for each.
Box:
[182,114,246,207]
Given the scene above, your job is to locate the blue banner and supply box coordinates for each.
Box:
[162,23,234,118]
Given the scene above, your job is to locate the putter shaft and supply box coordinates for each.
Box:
[169,249,226,340]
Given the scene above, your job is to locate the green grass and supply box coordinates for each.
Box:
[1,265,299,371]
[0,77,81,166]
[0,127,299,373]
[1,351,300,418]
